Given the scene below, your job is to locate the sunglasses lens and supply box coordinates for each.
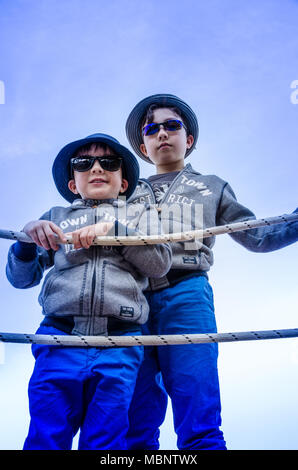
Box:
[71,157,92,172]
[100,158,122,171]
[164,120,183,131]
[143,123,159,136]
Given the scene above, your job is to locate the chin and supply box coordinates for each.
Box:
[160,155,183,164]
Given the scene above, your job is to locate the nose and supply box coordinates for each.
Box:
[157,124,168,139]
[91,159,104,173]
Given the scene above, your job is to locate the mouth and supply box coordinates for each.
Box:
[89,178,107,184]
[158,143,171,150]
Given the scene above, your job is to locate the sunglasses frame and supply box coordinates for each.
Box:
[70,155,123,175]
[142,119,187,136]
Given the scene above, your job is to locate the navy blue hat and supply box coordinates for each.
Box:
[52,133,139,203]
[125,94,199,163]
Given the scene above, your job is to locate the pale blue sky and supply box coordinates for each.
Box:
[0,0,297,450]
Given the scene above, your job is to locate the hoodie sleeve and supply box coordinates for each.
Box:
[120,204,172,278]
[217,183,298,253]
[5,210,55,289]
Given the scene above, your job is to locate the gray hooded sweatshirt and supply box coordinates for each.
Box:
[128,164,298,291]
[6,198,172,335]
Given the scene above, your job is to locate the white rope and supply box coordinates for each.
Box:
[0,328,298,347]
[0,212,297,246]
[0,213,297,348]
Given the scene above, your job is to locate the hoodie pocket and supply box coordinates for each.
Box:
[98,260,148,323]
[38,262,89,317]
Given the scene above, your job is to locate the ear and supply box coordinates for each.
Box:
[68,179,79,194]
[119,178,129,194]
[186,134,194,150]
[140,143,148,157]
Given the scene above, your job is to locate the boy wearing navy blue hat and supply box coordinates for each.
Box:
[125,94,298,450]
[6,133,172,450]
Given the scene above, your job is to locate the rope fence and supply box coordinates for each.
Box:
[0,212,297,348]
[1,212,298,246]
[0,328,298,347]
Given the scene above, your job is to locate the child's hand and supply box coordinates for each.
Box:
[22,220,67,251]
[67,222,114,249]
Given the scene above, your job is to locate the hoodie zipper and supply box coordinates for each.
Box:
[89,206,99,335]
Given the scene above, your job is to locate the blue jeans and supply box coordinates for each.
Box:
[127,276,226,450]
[23,325,143,450]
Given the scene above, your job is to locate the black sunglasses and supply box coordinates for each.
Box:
[142,119,187,136]
[70,155,123,174]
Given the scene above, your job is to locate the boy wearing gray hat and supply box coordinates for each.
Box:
[125,94,298,450]
[6,133,172,450]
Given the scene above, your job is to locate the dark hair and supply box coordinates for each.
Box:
[141,104,189,135]
[73,142,109,156]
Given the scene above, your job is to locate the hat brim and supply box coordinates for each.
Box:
[52,134,139,203]
[125,94,199,163]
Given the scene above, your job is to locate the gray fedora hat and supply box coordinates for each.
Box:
[52,133,139,203]
[125,94,199,163]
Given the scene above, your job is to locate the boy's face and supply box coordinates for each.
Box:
[68,144,128,200]
[140,107,194,173]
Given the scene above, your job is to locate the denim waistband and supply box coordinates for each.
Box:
[40,315,141,335]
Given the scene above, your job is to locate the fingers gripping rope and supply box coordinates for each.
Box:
[0,328,298,347]
[0,213,298,246]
